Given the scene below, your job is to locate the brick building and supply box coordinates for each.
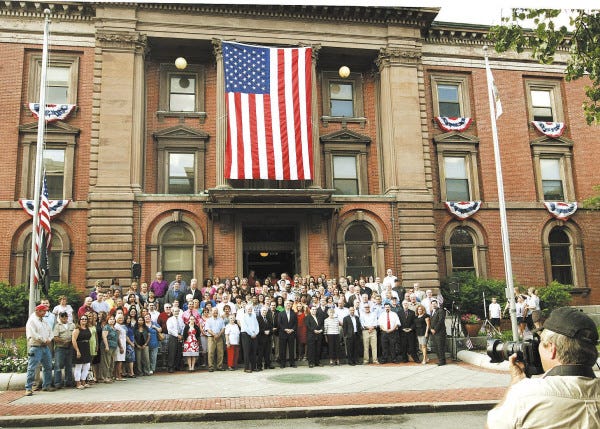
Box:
[0,3,598,304]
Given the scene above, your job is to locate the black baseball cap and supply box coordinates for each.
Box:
[541,307,598,345]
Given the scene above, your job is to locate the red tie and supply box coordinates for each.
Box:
[387,313,391,330]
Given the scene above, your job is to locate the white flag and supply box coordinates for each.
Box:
[486,61,503,119]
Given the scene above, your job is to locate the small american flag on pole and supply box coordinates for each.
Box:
[223,41,313,180]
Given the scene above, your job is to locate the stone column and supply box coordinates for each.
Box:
[376,47,427,195]
[212,38,229,189]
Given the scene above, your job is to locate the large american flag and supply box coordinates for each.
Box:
[34,174,52,291]
[223,41,313,180]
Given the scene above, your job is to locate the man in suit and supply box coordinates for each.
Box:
[305,306,324,368]
[257,306,274,370]
[342,306,362,365]
[277,300,297,368]
[429,299,447,366]
[398,300,420,363]
[165,281,185,306]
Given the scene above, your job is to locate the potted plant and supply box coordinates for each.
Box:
[461,313,482,337]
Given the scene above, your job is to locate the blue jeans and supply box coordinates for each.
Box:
[26,345,53,390]
[149,346,159,372]
[53,347,74,387]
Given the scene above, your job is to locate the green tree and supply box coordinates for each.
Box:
[490,9,600,124]
[536,281,572,317]
[441,272,508,318]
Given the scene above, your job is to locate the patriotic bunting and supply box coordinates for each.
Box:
[544,202,577,221]
[19,198,69,219]
[445,201,482,220]
[223,41,313,180]
[435,116,473,132]
[532,121,566,138]
[28,103,76,122]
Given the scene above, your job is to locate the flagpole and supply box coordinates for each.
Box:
[483,45,519,342]
[28,9,51,315]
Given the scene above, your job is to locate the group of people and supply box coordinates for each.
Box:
[25,269,450,395]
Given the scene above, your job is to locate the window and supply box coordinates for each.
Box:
[13,225,71,285]
[29,54,79,104]
[548,227,573,285]
[525,80,563,122]
[158,64,206,120]
[333,155,358,195]
[44,149,65,199]
[321,129,371,196]
[531,136,574,202]
[542,221,584,289]
[449,227,475,273]
[444,224,487,277]
[19,121,79,200]
[168,153,195,194]
[153,125,209,194]
[540,158,564,200]
[160,224,194,282]
[434,132,481,202]
[321,71,365,125]
[444,156,469,201]
[430,74,470,118]
[344,223,375,279]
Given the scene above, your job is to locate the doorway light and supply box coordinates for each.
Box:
[259,252,269,257]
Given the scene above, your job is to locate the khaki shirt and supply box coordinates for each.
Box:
[487,374,600,429]
[53,321,75,348]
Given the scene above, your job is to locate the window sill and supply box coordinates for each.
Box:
[157,111,207,123]
[321,116,367,128]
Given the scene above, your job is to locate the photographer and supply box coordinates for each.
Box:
[487,307,599,429]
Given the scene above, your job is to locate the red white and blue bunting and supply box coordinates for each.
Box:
[435,116,473,132]
[445,201,481,220]
[544,202,577,221]
[19,199,70,219]
[532,121,565,138]
[28,103,76,123]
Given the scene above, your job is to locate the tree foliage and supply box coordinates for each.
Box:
[537,281,572,317]
[490,9,600,124]
[441,272,508,318]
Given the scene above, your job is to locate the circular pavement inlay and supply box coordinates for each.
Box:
[267,373,330,384]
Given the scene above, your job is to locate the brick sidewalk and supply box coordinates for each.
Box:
[0,386,505,417]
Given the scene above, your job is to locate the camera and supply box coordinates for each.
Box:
[486,334,544,377]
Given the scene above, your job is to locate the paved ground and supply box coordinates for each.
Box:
[0,358,510,427]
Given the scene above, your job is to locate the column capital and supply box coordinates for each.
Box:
[96,31,147,55]
[375,46,421,70]
[212,38,223,61]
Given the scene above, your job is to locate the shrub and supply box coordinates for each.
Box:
[0,283,29,328]
[0,281,84,329]
[441,272,508,319]
[537,281,572,317]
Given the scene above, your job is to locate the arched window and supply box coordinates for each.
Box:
[160,224,194,283]
[21,235,62,284]
[444,224,487,278]
[548,227,573,285]
[344,223,374,279]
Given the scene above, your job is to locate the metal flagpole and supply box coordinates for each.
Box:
[483,45,519,342]
[28,9,51,315]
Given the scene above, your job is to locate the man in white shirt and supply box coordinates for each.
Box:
[148,302,160,323]
[217,294,237,317]
[25,304,55,395]
[378,303,400,363]
[412,283,425,302]
[240,305,260,372]
[420,289,434,315]
[91,292,110,314]
[382,268,397,289]
[360,304,379,364]
[166,308,184,373]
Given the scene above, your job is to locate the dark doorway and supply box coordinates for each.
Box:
[243,226,298,281]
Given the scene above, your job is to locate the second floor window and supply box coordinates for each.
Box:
[333,155,358,195]
[168,153,195,194]
[531,89,554,122]
[329,82,354,117]
[444,156,469,201]
[44,148,65,199]
[540,158,564,200]
[437,84,460,117]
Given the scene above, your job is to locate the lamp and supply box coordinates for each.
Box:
[259,252,269,258]
[175,57,188,70]
[338,65,350,78]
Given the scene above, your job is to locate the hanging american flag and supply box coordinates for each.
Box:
[34,174,52,294]
[223,41,313,180]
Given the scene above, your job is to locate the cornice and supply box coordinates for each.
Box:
[138,4,439,28]
[0,1,94,20]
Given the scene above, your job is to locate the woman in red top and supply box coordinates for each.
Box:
[295,304,308,361]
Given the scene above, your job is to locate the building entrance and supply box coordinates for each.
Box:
[242,226,298,281]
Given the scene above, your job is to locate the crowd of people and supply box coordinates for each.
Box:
[25,268,450,395]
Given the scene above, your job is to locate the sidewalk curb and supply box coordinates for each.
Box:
[0,401,497,427]
[457,350,509,371]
